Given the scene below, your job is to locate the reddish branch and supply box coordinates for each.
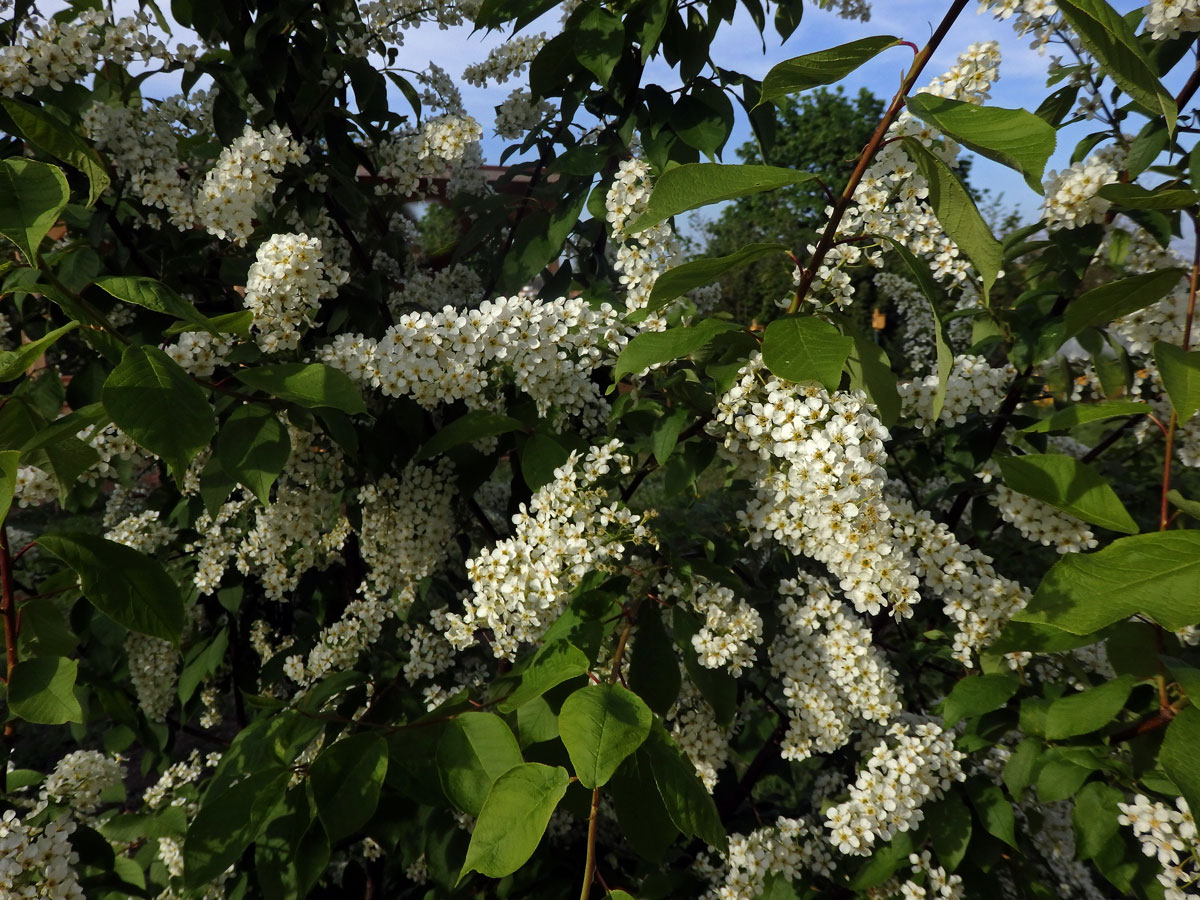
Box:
[787,0,972,314]
[1,526,18,741]
[1159,229,1200,528]
[578,599,643,900]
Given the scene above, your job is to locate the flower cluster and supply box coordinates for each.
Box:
[701,815,837,900]
[284,461,458,685]
[659,572,762,675]
[978,0,1059,49]
[770,575,901,760]
[819,0,872,19]
[888,496,1031,664]
[166,330,235,377]
[713,356,921,618]
[39,751,123,817]
[194,125,309,244]
[462,33,546,86]
[374,114,484,198]
[243,233,347,353]
[1042,146,1125,231]
[991,483,1098,553]
[1145,0,1200,40]
[898,355,1015,434]
[105,509,178,554]
[143,749,221,813]
[233,426,351,599]
[1119,794,1199,900]
[0,9,193,98]
[0,812,84,900]
[824,719,965,856]
[188,426,349,602]
[444,440,656,658]
[322,294,623,427]
[83,95,209,229]
[605,158,680,323]
[126,632,180,720]
[494,88,556,138]
[666,679,733,792]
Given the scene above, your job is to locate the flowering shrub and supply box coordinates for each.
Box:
[1,1,1200,899]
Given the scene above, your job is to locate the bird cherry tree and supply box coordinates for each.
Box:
[1,0,1200,899]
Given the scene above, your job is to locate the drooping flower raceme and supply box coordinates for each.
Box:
[444,439,657,659]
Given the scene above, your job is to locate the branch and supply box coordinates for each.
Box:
[1,526,18,741]
[788,0,972,313]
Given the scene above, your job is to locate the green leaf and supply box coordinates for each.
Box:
[942,674,1019,726]
[7,656,82,724]
[1036,749,1095,802]
[844,332,900,426]
[611,749,679,861]
[651,406,688,466]
[184,767,290,889]
[1162,706,1200,817]
[612,318,741,381]
[626,164,816,233]
[0,322,78,382]
[498,184,589,294]
[965,778,1017,849]
[1021,400,1150,433]
[2,99,111,206]
[1155,341,1200,422]
[648,243,791,309]
[1013,531,1200,633]
[459,763,569,881]
[234,363,367,415]
[415,410,523,462]
[437,712,525,816]
[310,734,388,842]
[94,276,220,336]
[559,683,653,789]
[497,640,590,713]
[36,533,184,642]
[902,138,1003,296]
[997,453,1138,534]
[1055,0,1177,127]
[0,449,18,523]
[514,696,559,747]
[758,36,901,106]
[102,344,216,483]
[1003,736,1042,801]
[1063,269,1186,339]
[1044,674,1135,739]
[0,158,69,264]
[1072,781,1123,860]
[1167,489,1200,520]
[643,720,727,852]
[628,605,682,715]
[875,237,953,420]
[216,404,291,505]
[761,316,853,391]
[575,6,624,83]
[905,94,1055,193]
[927,791,972,872]
[1097,183,1199,209]
[519,431,571,491]
[178,629,229,704]
[164,309,253,338]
